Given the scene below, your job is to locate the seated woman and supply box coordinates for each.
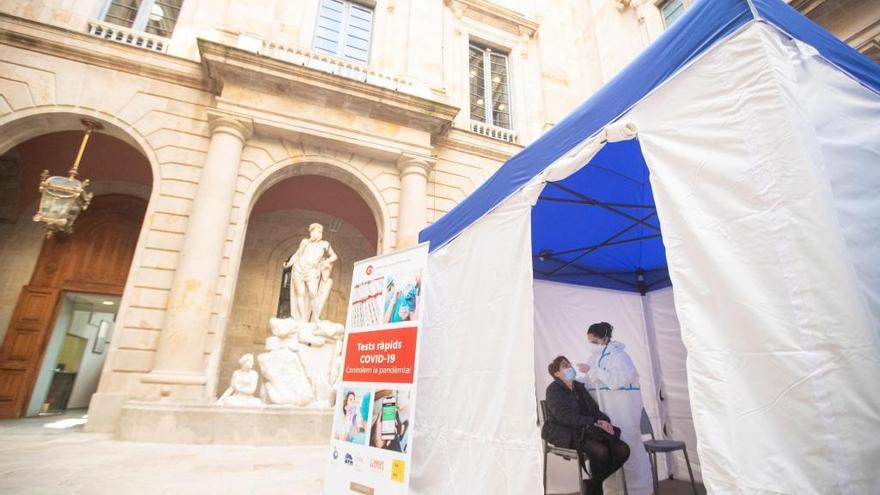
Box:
[543,355,630,495]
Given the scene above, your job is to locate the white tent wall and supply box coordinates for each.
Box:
[627,21,880,495]
[788,31,880,334]
[533,281,677,494]
[411,188,544,494]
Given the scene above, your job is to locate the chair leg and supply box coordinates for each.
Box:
[579,454,588,495]
[543,452,548,495]
[649,451,660,495]
[682,449,698,495]
[621,462,629,495]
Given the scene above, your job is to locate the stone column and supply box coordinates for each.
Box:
[142,114,253,397]
[395,155,435,249]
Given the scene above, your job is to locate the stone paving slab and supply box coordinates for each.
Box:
[0,412,327,495]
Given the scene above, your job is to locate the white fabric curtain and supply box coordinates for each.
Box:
[411,188,543,494]
[628,22,880,494]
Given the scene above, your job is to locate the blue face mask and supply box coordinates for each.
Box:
[563,367,576,381]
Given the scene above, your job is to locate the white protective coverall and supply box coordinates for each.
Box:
[584,340,653,495]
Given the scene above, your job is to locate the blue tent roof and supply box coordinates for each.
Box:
[419,0,880,293]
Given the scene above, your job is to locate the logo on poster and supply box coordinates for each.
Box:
[332,447,339,461]
[366,265,374,275]
[369,459,385,472]
[391,459,406,482]
[344,453,354,466]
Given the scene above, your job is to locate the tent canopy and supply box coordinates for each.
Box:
[419,0,880,293]
[412,1,880,492]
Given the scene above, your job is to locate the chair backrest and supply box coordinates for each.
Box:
[640,408,655,440]
[539,399,548,423]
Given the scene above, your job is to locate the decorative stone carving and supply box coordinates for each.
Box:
[257,317,314,406]
[216,354,262,407]
[257,317,346,407]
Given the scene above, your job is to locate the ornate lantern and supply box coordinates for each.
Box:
[33,119,100,238]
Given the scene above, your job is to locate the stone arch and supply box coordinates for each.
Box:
[0,106,162,188]
[241,156,392,254]
[0,107,164,402]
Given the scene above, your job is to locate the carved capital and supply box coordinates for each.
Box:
[397,154,436,177]
[207,111,254,143]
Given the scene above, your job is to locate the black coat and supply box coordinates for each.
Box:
[541,379,610,449]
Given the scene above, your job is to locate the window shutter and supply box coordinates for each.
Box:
[144,0,184,38]
[489,52,510,129]
[469,46,487,124]
[314,0,373,63]
[344,4,372,63]
[104,0,143,28]
[661,0,686,27]
[315,0,345,56]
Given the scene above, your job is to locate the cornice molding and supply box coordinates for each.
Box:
[197,39,460,137]
[435,128,522,163]
[0,13,207,92]
[445,0,540,38]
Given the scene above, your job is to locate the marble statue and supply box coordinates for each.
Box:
[217,354,262,407]
[226,221,347,408]
[284,223,337,323]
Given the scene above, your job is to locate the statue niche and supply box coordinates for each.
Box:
[223,222,346,408]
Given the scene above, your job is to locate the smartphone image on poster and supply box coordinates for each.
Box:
[381,396,397,440]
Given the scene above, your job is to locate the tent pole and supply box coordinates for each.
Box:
[641,290,673,480]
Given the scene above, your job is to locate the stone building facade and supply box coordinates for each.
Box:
[0,0,876,436]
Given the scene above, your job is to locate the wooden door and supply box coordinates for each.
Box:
[0,287,60,418]
[0,195,146,419]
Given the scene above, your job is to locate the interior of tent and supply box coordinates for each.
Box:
[530,136,694,494]
[414,1,879,494]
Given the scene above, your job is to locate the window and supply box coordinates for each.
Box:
[659,0,686,28]
[469,44,511,130]
[313,0,374,64]
[102,0,184,38]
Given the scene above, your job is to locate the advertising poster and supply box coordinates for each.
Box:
[323,243,428,495]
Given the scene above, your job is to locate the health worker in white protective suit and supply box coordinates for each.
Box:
[577,322,653,495]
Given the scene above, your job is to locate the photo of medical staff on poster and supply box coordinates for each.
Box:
[323,244,428,495]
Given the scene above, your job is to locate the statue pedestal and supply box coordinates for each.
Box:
[116,400,333,446]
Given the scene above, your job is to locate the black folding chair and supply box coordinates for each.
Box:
[540,399,590,495]
[641,408,698,495]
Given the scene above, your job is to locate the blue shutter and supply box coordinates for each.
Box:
[313,0,373,63]
[314,0,344,55]
[344,4,372,63]
[661,0,686,27]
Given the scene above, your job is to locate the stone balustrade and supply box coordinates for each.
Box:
[468,119,519,144]
[87,20,168,53]
[259,39,433,99]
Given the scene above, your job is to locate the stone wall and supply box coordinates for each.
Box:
[219,209,372,393]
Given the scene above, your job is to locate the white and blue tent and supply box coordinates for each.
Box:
[412,0,880,494]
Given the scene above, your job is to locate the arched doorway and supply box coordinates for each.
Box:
[0,129,152,419]
[219,174,378,391]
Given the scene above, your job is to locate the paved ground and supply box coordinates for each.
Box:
[1,411,705,495]
[0,411,327,495]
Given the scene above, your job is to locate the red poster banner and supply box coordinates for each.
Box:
[342,327,418,383]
